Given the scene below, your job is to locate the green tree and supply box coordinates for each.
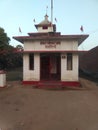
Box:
[0,27,23,70]
[0,27,11,69]
[0,27,10,50]
[16,44,23,51]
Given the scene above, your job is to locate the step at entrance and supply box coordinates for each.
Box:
[38,81,63,89]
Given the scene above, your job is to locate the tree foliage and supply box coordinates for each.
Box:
[0,27,23,70]
[16,45,23,51]
[0,27,10,49]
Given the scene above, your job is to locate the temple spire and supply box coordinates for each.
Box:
[46,6,48,15]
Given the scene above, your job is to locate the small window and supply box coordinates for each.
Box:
[43,26,48,29]
[67,53,72,70]
[29,53,34,70]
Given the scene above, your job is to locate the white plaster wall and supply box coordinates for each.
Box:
[37,27,53,33]
[23,39,79,82]
[23,53,40,81]
[0,73,6,87]
[61,53,79,81]
[24,40,78,51]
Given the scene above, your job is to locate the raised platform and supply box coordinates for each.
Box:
[22,80,80,89]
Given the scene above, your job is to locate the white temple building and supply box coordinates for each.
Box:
[13,14,89,87]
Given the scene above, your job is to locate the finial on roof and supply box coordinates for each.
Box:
[44,14,48,20]
[46,6,48,15]
[51,0,53,24]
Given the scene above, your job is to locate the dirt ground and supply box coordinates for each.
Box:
[0,78,98,130]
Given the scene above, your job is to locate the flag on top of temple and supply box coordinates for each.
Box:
[19,27,22,33]
[55,18,57,22]
[33,19,36,23]
[80,25,84,32]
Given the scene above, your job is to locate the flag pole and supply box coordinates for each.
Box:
[51,0,53,24]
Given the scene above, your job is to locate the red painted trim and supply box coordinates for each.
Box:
[0,70,6,74]
[22,80,80,87]
[61,81,80,87]
[22,81,39,85]
[23,50,80,53]
[0,85,7,88]
[0,50,88,54]
[28,32,61,36]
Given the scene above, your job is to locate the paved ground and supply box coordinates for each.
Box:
[0,78,98,130]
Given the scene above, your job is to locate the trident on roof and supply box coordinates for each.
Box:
[51,0,53,24]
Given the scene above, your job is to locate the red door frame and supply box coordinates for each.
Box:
[40,53,61,81]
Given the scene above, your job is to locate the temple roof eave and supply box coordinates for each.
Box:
[13,34,89,45]
[13,36,24,43]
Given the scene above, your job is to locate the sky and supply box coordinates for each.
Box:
[0,0,98,50]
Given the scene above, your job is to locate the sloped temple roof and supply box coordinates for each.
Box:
[35,14,52,28]
[13,14,89,45]
[13,32,89,46]
[34,14,56,32]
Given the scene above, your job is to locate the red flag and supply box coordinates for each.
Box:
[80,25,83,32]
[19,27,22,33]
[33,19,36,22]
[46,6,48,9]
[55,18,57,22]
